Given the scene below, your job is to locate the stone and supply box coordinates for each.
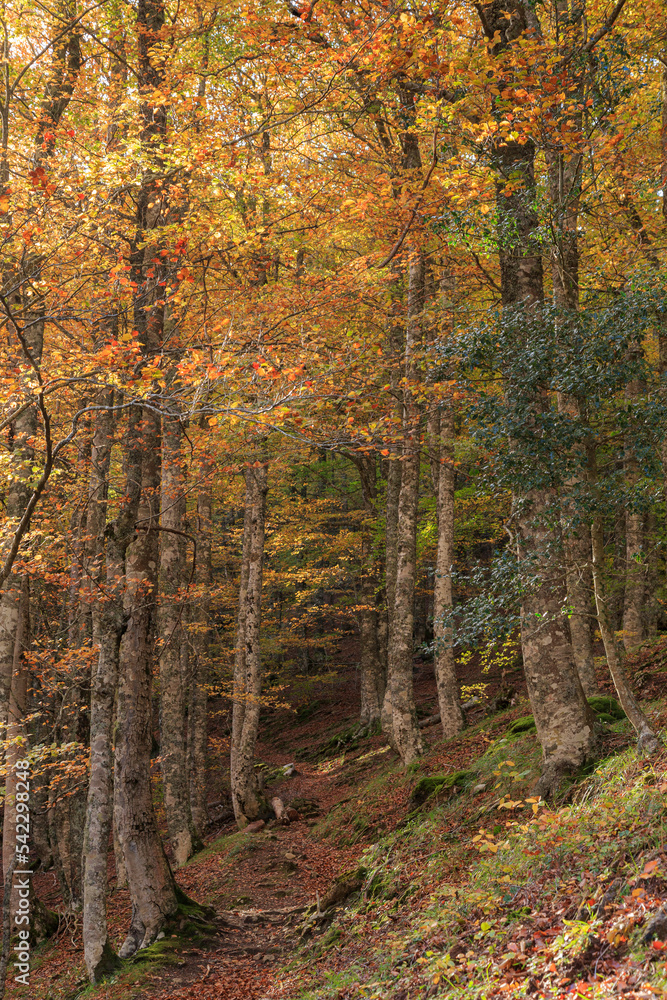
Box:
[643,907,667,944]
[245,820,266,833]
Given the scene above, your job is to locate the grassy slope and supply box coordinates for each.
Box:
[284,708,667,999]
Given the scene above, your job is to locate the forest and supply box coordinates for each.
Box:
[1,0,667,997]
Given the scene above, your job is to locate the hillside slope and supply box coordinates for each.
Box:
[14,642,667,1000]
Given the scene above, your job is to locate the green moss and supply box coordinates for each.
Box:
[65,898,217,999]
[314,726,361,759]
[410,770,474,808]
[587,695,626,720]
[506,698,625,742]
[507,715,537,736]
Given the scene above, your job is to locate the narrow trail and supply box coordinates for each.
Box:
[149,760,370,1000]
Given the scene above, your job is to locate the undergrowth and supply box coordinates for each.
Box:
[295,719,667,1000]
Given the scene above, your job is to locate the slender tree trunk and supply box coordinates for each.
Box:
[387,255,425,766]
[1,578,28,923]
[231,462,269,826]
[159,414,199,866]
[588,448,660,753]
[67,425,92,648]
[187,457,213,837]
[381,453,401,736]
[623,403,646,651]
[623,506,645,652]
[645,510,659,639]
[0,378,41,732]
[231,487,252,811]
[51,439,92,911]
[592,518,659,751]
[352,455,384,727]
[430,408,464,738]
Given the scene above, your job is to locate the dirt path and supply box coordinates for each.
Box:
[144,760,366,1000]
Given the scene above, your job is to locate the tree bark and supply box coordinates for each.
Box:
[516,493,597,795]
[231,461,269,826]
[387,255,425,766]
[430,408,464,739]
[546,44,597,694]
[562,522,598,696]
[381,452,401,736]
[187,456,213,838]
[622,506,645,652]
[352,455,385,727]
[82,399,139,980]
[114,409,179,957]
[591,516,659,752]
[1,577,29,923]
[477,0,597,790]
[587,446,660,753]
[159,414,199,866]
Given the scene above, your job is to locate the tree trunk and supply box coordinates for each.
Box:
[187,457,213,838]
[1,577,29,923]
[563,523,598,696]
[0,387,40,733]
[352,455,385,727]
[587,446,660,753]
[82,399,138,980]
[159,414,199,866]
[381,453,401,736]
[111,0,184,957]
[387,255,425,767]
[114,408,179,957]
[476,0,596,791]
[622,507,645,652]
[231,461,269,826]
[51,450,92,911]
[431,408,464,739]
[516,493,597,794]
[547,90,597,695]
[645,510,659,639]
[592,516,659,751]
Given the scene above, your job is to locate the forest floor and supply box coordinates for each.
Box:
[11,641,667,1000]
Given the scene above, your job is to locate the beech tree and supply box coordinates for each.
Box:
[0,1,665,986]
